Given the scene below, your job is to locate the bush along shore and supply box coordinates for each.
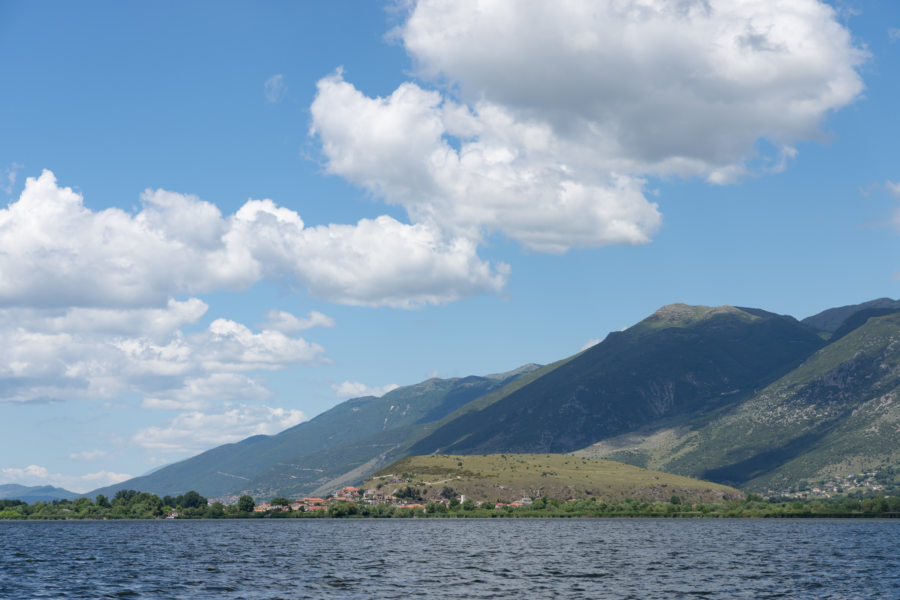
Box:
[2,489,900,520]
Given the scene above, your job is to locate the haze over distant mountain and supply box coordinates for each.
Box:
[89,298,900,499]
[0,484,79,503]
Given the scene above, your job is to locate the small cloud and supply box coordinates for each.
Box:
[886,180,900,198]
[69,449,109,461]
[889,28,900,43]
[331,381,400,399]
[262,309,336,332]
[767,145,798,174]
[580,338,601,352]
[265,74,286,103]
[2,162,23,194]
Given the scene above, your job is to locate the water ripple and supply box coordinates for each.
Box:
[1,519,898,599]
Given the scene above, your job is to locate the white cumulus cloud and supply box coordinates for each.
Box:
[0,170,506,309]
[310,0,865,253]
[331,380,401,399]
[141,373,272,411]
[0,302,326,406]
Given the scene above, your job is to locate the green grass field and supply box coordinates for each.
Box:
[364,453,744,504]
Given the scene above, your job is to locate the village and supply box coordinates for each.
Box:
[767,472,889,500]
[241,485,535,514]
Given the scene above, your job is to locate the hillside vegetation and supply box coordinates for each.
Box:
[363,454,743,504]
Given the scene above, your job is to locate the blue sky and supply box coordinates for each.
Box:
[1,0,898,493]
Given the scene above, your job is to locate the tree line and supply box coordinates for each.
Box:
[0,489,256,520]
[2,490,898,520]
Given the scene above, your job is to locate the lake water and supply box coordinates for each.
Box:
[1,518,897,599]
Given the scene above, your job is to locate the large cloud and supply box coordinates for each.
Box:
[312,75,661,252]
[0,170,507,309]
[310,0,864,252]
[401,0,865,177]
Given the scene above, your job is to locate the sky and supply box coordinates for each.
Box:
[1,0,898,494]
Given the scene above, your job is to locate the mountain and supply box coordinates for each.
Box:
[90,365,541,499]
[801,298,900,333]
[89,298,900,499]
[0,484,79,503]
[408,304,825,456]
[578,308,900,492]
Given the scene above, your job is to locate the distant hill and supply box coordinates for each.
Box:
[0,484,79,503]
[363,454,744,504]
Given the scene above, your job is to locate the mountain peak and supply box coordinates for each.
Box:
[485,363,542,381]
[641,303,750,329]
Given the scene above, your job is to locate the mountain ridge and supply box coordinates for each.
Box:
[85,297,899,499]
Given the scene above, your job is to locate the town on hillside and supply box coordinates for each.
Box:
[213,485,534,514]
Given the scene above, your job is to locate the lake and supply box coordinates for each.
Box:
[1,518,897,599]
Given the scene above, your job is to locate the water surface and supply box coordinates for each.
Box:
[2,519,896,599]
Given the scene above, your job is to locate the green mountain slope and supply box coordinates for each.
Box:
[409,304,825,456]
[801,297,900,333]
[578,310,900,492]
[90,366,540,498]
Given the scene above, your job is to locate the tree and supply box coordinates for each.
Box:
[95,494,111,508]
[181,490,206,509]
[206,502,225,518]
[113,489,138,505]
[328,501,359,517]
[394,485,423,502]
[237,495,255,513]
[271,497,291,507]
